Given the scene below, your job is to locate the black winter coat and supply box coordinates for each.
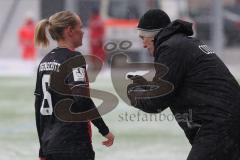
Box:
[133,20,240,143]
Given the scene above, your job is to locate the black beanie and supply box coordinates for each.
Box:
[137,9,171,31]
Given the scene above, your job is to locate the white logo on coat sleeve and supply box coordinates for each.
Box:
[72,67,86,82]
[199,45,215,54]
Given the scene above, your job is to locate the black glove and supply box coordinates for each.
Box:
[127,75,147,85]
[127,83,140,106]
[127,75,148,106]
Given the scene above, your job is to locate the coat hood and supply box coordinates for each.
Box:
[154,20,194,48]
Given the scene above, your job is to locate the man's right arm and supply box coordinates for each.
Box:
[127,46,188,113]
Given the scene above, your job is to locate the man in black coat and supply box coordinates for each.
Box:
[127,9,240,160]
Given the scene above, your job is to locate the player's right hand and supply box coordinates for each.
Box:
[102,132,114,147]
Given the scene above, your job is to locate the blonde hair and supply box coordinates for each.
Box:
[34,11,79,47]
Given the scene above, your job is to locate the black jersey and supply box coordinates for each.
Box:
[34,47,109,157]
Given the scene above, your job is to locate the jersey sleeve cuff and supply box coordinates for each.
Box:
[99,126,109,136]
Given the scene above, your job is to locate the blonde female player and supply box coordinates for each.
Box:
[34,11,114,160]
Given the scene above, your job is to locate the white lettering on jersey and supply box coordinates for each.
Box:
[39,61,60,72]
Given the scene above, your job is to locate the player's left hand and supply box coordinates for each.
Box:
[102,132,114,147]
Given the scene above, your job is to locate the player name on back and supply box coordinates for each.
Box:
[39,61,60,72]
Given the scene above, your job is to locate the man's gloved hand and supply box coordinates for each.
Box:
[127,83,137,106]
[127,75,147,85]
[127,75,148,106]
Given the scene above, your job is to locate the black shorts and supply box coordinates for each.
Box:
[44,141,95,160]
[46,152,95,160]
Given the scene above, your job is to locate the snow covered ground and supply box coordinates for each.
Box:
[0,73,192,160]
[0,54,239,159]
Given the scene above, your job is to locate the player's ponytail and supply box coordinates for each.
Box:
[34,11,78,48]
[34,19,50,47]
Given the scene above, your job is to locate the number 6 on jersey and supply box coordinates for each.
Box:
[40,74,53,115]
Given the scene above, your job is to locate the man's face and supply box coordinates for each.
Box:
[140,36,155,56]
